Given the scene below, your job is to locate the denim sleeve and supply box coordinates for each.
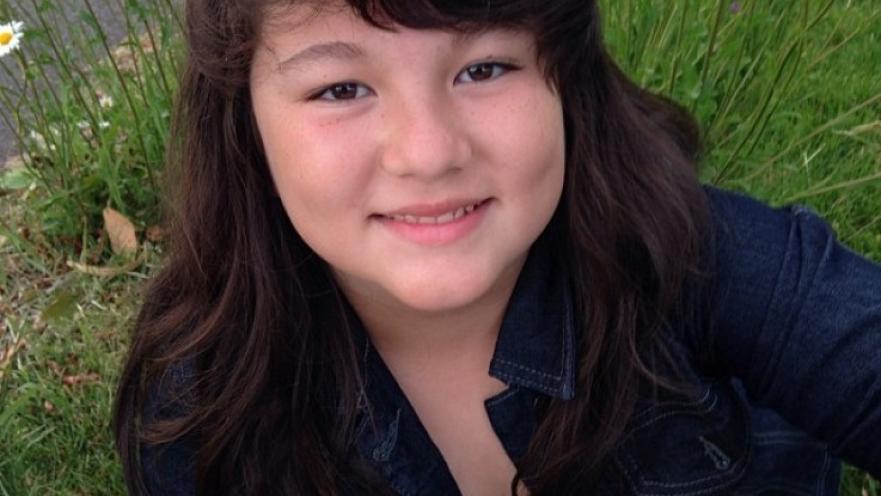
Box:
[139,365,197,496]
[702,186,881,477]
[141,437,196,496]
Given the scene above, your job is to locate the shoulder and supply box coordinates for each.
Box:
[699,185,840,290]
[703,185,824,236]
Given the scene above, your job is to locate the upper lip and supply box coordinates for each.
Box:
[377,198,488,217]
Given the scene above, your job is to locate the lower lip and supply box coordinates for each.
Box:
[373,200,491,247]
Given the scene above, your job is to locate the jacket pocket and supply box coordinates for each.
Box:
[730,398,841,496]
[614,381,751,496]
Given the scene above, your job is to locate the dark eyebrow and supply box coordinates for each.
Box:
[276,41,366,73]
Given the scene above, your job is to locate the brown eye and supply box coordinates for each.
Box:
[467,63,496,82]
[313,82,371,101]
[330,83,359,99]
[455,62,518,84]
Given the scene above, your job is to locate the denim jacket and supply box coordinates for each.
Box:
[143,186,881,495]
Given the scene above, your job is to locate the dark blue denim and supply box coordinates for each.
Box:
[142,186,881,495]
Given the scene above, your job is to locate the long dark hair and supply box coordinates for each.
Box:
[113,0,708,494]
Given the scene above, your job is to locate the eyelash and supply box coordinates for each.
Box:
[308,61,521,102]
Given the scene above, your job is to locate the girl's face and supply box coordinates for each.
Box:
[250,4,565,315]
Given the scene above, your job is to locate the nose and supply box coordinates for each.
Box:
[379,95,472,180]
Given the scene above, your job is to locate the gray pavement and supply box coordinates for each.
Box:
[1,0,128,165]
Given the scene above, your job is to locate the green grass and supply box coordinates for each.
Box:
[601,0,881,262]
[0,247,142,495]
[1,0,880,494]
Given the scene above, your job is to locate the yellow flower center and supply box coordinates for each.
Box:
[0,32,12,45]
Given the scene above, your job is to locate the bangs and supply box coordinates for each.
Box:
[255,0,596,84]
[344,0,545,31]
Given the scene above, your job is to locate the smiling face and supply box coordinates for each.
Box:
[249,4,565,318]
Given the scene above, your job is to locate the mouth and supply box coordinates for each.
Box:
[373,199,491,225]
[370,198,492,246]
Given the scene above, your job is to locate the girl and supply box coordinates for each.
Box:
[113,0,881,494]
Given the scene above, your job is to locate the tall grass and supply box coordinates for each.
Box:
[0,0,180,268]
[601,0,881,260]
[0,0,879,494]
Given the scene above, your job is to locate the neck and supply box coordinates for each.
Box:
[339,257,526,376]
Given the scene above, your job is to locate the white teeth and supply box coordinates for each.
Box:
[386,201,481,225]
[435,211,454,223]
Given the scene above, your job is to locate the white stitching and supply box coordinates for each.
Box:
[495,357,562,381]
[630,395,719,433]
[492,371,558,394]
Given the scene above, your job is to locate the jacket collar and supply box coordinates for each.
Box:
[488,232,577,400]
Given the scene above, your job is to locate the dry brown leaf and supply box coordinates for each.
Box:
[67,257,141,278]
[62,372,101,386]
[43,400,55,414]
[102,207,138,255]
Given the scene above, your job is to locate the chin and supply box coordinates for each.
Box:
[390,274,494,314]
[395,293,481,314]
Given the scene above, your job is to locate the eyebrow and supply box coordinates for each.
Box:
[276,41,366,73]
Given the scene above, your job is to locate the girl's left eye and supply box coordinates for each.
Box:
[455,62,519,84]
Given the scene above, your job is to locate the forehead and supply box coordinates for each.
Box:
[254,3,535,71]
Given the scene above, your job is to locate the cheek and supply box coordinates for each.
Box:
[487,87,566,200]
[262,116,376,221]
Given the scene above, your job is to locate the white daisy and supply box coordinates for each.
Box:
[0,21,24,58]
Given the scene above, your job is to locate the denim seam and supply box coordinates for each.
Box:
[759,207,826,401]
[628,389,713,425]
[561,296,575,397]
[629,395,718,433]
[492,370,558,395]
[753,438,819,447]
[495,358,562,381]
[734,484,812,496]
[618,457,742,496]
[753,213,798,398]
[752,431,818,446]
